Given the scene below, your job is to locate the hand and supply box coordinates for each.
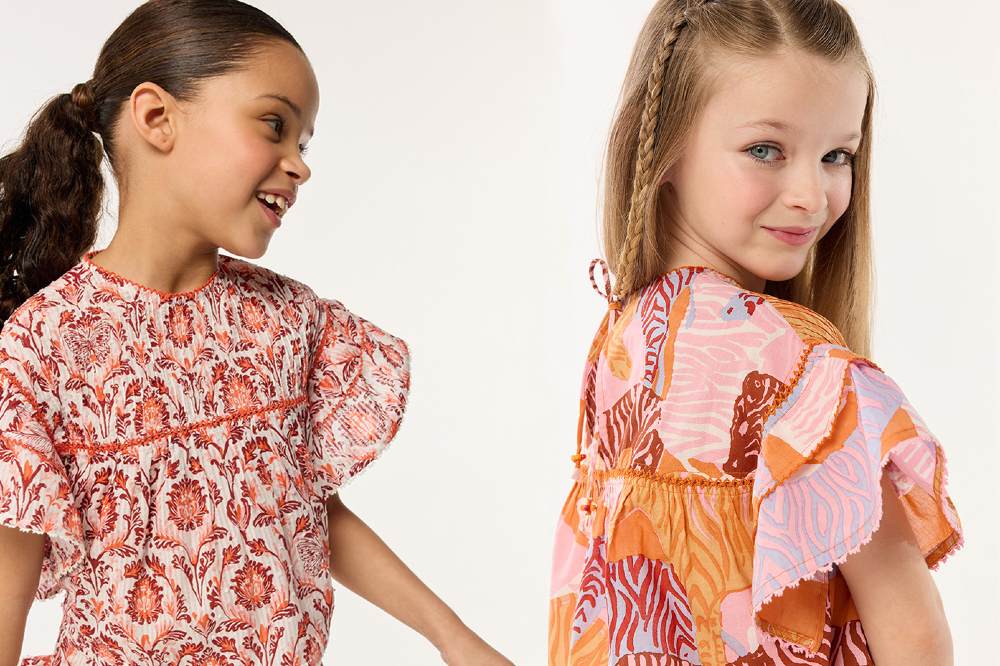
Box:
[438,625,514,665]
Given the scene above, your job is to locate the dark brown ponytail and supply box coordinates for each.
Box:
[0,0,303,327]
[0,81,104,325]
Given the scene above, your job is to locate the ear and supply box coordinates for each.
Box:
[658,164,674,187]
[127,81,181,153]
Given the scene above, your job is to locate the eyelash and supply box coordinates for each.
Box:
[266,117,309,156]
[745,144,854,168]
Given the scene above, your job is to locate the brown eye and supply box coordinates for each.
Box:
[266,117,284,135]
[267,117,309,156]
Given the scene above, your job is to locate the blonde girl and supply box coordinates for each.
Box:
[549,1,962,664]
[0,1,511,664]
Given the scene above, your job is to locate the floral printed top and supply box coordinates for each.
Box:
[0,250,410,666]
[549,263,963,666]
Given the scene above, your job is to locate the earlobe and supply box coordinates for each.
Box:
[658,166,674,187]
[129,82,177,152]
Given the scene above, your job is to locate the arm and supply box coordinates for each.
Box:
[325,494,512,665]
[0,525,45,666]
[838,473,953,666]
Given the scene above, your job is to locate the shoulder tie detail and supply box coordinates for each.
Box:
[575,258,625,517]
[589,258,621,330]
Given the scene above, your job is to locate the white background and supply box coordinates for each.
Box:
[1,1,997,664]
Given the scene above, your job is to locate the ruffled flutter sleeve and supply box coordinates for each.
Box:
[0,324,84,600]
[750,345,962,650]
[306,298,410,499]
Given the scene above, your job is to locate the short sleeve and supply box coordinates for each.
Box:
[750,345,962,651]
[0,324,85,600]
[306,298,411,499]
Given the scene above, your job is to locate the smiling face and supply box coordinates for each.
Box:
[662,48,869,289]
[168,39,320,259]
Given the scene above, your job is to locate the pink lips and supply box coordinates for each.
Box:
[257,199,281,228]
[762,225,817,246]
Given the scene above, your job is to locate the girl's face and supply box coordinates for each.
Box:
[663,48,868,289]
[170,40,319,259]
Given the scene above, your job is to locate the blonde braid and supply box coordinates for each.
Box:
[613,3,695,298]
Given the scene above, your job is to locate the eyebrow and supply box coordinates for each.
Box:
[257,93,315,139]
[738,119,860,143]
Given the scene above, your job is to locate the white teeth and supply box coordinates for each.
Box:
[256,192,289,215]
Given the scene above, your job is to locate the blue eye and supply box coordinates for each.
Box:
[747,144,781,163]
[747,144,854,168]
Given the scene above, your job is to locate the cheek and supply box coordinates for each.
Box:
[715,159,781,221]
[184,126,272,195]
[826,172,853,220]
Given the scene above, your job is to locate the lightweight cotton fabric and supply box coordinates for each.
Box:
[0,251,410,665]
[549,264,962,665]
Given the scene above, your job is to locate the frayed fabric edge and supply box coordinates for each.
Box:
[752,439,965,654]
[752,441,964,653]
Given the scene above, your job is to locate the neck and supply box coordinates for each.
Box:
[89,204,220,294]
[661,246,765,293]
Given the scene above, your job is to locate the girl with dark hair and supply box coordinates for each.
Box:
[0,1,511,664]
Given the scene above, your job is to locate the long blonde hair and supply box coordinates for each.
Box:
[604,0,875,356]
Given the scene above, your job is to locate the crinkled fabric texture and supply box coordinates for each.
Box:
[0,251,409,665]
[549,266,962,666]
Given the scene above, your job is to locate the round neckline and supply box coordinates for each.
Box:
[671,264,791,305]
[663,264,746,290]
[83,249,226,300]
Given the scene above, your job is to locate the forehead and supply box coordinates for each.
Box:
[701,49,868,137]
[202,40,320,133]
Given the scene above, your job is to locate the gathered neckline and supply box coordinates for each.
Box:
[83,249,227,300]
[662,264,746,290]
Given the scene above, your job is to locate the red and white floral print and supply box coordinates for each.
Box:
[0,250,410,665]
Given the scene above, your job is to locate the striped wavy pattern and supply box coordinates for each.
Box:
[551,266,962,666]
[571,537,610,646]
[639,270,701,398]
[607,476,756,664]
[656,286,789,467]
[724,372,786,479]
[753,358,962,646]
[599,386,663,472]
[616,653,694,665]
[607,553,700,662]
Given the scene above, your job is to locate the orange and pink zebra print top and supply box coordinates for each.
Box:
[549,264,962,666]
[0,251,410,665]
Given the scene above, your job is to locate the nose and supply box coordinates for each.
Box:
[781,163,826,215]
[282,153,312,186]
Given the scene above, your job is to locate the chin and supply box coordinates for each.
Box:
[747,253,809,284]
[220,238,269,260]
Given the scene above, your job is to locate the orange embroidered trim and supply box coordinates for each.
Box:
[0,367,58,444]
[590,467,754,489]
[760,341,818,425]
[57,395,307,454]
[83,250,224,300]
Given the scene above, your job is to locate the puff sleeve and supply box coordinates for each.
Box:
[305,298,410,499]
[749,345,962,651]
[0,317,85,600]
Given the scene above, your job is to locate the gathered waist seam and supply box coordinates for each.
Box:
[583,467,755,493]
